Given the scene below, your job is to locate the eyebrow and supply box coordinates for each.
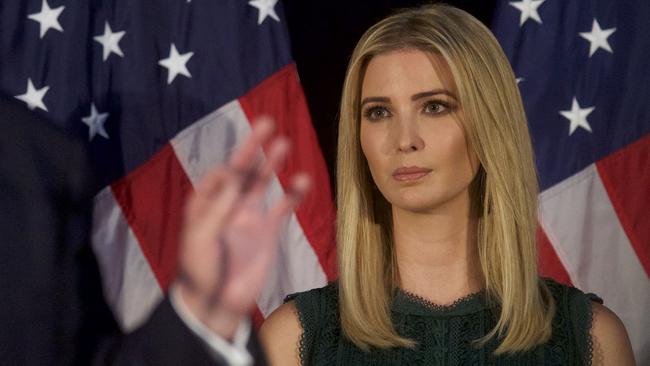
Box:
[412,89,456,101]
[360,89,457,106]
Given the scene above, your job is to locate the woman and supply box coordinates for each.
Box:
[260,3,634,366]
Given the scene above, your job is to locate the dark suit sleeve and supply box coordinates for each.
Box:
[104,299,267,366]
[0,97,235,365]
[104,298,228,366]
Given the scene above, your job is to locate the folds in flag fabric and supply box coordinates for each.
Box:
[492,0,650,362]
[0,0,336,331]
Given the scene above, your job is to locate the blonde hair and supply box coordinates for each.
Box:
[336,3,555,354]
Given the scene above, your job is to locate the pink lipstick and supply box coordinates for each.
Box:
[392,166,432,181]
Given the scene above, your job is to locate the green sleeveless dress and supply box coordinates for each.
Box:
[286,279,600,365]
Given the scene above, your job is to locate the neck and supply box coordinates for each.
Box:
[392,195,483,305]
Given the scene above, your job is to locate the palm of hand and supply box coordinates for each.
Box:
[219,197,284,312]
[177,118,308,326]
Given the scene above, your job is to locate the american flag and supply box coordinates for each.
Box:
[492,0,650,362]
[0,0,336,332]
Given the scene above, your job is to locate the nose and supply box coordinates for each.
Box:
[395,116,424,153]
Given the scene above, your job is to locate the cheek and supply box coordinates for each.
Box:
[432,124,477,179]
[360,125,382,172]
[360,127,391,195]
[452,144,478,183]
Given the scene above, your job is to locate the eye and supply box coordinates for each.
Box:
[423,100,450,115]
[363,106,391,121]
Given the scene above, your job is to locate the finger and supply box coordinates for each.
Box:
[190,118,275,221]
[267,173,311,226]
[228,117,274,174]
[192,177,243,241]
[241,136,290,204]
[185,167,228,221]
[186,126,278,237]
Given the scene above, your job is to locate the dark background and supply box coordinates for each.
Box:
[283,0,497,193]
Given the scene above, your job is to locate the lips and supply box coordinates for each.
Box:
[392,166,432,181]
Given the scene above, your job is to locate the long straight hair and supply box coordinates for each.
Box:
[336,3,555,354]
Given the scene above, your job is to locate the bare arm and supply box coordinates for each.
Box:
[590,302,635,366]
[259,301,303,366]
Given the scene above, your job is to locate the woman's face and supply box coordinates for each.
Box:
[359,49,479,213]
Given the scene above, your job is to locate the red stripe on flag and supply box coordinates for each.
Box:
[252,306,265,330]
[537,226,573,286]
[596,133,650,278]
[239,63,338,280]
[111,144,193,290]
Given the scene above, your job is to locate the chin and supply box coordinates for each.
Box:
[396,203,437,214]
[386,187,468,214]
[387,193,441,213]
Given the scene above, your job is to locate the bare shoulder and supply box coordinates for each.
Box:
[259,300,303,366]
[590,301,635,366]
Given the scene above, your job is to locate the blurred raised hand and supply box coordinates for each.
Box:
[175,118,310,339]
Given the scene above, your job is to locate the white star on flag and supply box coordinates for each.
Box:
[559,97,595,135]
[82,103,110,141]
[94,22,126,61]
[158,43,194,84]
[509,0,546,26]
[248,0,280,25]
[27,0,65,39]
[579,19,616,57]
[15,78,49,111]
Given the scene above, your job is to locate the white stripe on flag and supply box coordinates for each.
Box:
[256,212,325,316]
[91,187,164,331]
[539,164,650,361]
[170,100,327,317]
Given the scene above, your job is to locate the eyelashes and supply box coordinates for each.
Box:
[363,105,391,121]
[423,100,454,114]
[362,99,457,122]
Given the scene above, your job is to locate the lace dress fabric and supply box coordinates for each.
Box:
[285,279,601,366]
[399,290,483,313]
